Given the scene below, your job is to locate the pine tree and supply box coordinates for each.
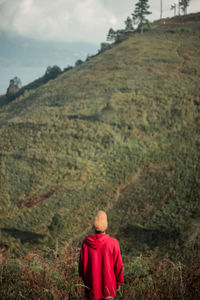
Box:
[132,0,151,32]
[179,0,190,15]
[171,4,177,17]
[132,0,152,33]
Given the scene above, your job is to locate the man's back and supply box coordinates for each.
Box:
[79,233,124,300]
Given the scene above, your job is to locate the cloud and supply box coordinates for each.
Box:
[0,0,118,43]
[0,0,199,43]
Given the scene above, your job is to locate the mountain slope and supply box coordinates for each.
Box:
[0,15,200,259]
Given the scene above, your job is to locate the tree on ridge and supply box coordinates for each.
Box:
[132,0,152,33]
[179,0,190,15]
[124,16,134,32]
[6,76,22,98]
[171,4,177,16]
[107,28,116,42]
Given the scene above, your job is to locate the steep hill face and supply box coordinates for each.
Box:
[0,15,200,258]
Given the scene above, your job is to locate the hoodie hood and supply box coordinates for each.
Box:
[85,234,109,249]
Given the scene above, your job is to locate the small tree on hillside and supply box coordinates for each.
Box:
[48,213,64,238]
[6,76,22,98]
[132,0,152,33]
[99,42,111,52]
[44,65,62,80]
[107,28,117,42]
[179,0,190,15]
[124,16,134,32]
[48,213,65,251]
[75,59,83,66]
[107,28,124,44]
[171,4,177,16]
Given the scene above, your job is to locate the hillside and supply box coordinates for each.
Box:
[0,13,200,267]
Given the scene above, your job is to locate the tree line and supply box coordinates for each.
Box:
[107,0,191,42]
[5,65,62,101]
[170,0,191,17]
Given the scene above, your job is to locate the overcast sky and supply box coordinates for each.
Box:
[0,0,199,44]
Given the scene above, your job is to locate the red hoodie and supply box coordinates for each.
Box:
[79,234,124,300]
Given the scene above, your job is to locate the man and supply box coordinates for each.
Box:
[79,210,124,300]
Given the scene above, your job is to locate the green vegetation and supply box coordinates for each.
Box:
[0,13,200,299]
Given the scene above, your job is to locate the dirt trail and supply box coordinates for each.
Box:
[69,164,167,244]
[18,185,63,209]
[68,162,173,244]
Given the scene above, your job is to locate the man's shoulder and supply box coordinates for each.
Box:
[107,236,120,247]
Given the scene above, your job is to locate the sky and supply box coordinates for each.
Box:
[0,0,199,44]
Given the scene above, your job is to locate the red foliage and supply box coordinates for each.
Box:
[0,246,199,299]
